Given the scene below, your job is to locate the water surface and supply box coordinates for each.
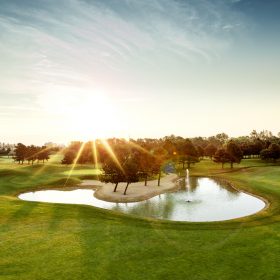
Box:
[19,177,265,222]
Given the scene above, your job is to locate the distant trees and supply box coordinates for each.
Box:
[37,146,50,163]
[61,140,105,166]
[226,141,243,168]
[204,144,217,159]
[211,130,280,167]
[213,141,243,168]
[260,144,280,162]
[13,143,50,164]
[0,143,12,156]
[61,149,76,164]
[176,139,199,169]
[58,130,280,181]
[61,141,82,164]
[196,146,204,159]
[215,133,229,145]
[213,148,231,168]
[238,139,264,158]
[14,143,26,164]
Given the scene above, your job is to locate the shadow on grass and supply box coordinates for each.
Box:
[76,206,117,279]
[7,201,38,223]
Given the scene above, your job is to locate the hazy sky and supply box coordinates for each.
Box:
[0,0,280,144]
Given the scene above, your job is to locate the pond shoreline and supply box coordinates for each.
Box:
[17,175,267,222]
[83,173,180,203]
[192,175,270,214]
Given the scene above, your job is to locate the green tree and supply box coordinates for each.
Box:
[215,133,229,145]
[204,144,217,159]
[101,156,126,192]
[122,155,140,195]
[14,143,27,164]
[152,146,167,186]
[196,145,204,159]
[37,146,50,163]
[260,144,280,162]
[61,150,75,164]
[100,142,141,194]
[137,149,157,186]
[176,139,199,169]
[213,148,231,168]
[226,141,243,168]
[61,141,83,164]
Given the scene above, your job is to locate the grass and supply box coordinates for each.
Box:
[61,168,102,176]
[1,156,280,279]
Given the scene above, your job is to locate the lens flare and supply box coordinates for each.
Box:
[92,140,99,168]
[126,140,151,155]
[100,139,125,174]
[64,142,86,186]
[27,147,65,180]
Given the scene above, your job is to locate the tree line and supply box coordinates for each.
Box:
[61,137,201,194]
[13,143,51,164]
[0,143,14,156]
[60,130,280,194]
[9,130,280,195]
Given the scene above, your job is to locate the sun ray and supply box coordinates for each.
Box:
[126,139,151,155]
[100,139,125,174]
[91,140,100,179]
[26,147,67,180]
[92,140,99,168]
[64,142,86,186]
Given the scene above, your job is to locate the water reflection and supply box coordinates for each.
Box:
[19,177,266,222]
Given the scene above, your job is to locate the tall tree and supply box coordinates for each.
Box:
[213,148,231,168]
[176,139,199,169]
[101,156,126,192]
[226,141,243,168]
[196,145,205,159]
[122,155,140,195]
[204,144,217,159]
[100,142,141,194]
[37,146,50,163]
[260,143,280,162]
[152,146,167,186]
[137,149,157,186]
[14,143,27,164]
[215,133,229,145]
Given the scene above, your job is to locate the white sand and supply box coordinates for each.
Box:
[79,173,179,203]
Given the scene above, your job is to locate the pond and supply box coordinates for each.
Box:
[18,177,266,222]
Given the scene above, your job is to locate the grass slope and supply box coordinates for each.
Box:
[1,157,280,279]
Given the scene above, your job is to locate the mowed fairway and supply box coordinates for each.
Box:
[1,156,280,279]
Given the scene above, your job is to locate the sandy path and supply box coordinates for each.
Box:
[79,173,179,203]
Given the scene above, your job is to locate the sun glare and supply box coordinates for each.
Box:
[40,86,123,140]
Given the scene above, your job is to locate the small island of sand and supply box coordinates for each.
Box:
[79,173,179,203]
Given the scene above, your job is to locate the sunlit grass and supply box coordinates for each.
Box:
[1,158,280,279]
[61,169,102,176]
[64,142,86,185]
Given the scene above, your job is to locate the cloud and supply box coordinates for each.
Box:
[0,0,250,109]
[0,0,247,69]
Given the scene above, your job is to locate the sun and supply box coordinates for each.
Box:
[40,86,123,140]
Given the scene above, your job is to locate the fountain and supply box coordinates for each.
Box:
[185,169,191,202]
[185,169,189,186]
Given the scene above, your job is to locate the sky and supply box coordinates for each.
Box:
[0,0,280,144]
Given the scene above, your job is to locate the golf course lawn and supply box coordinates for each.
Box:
[1,156,280,279]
